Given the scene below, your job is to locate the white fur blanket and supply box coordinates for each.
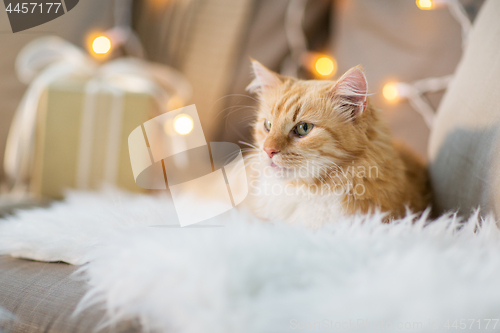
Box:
[1,190,500,333]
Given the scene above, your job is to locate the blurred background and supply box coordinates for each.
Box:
[0,0,485,204]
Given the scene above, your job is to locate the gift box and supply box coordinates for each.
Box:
[4,37,192,199]
[32,78,160,198]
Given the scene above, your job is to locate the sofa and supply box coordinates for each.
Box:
[0,0,495,331]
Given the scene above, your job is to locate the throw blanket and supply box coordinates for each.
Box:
[1,190,500,333]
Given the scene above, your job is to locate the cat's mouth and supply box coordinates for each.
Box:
[259,152,293,177]
[268,160,292,178]
[269,159,288,171]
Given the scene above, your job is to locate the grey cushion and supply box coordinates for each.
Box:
[0,256,140,332]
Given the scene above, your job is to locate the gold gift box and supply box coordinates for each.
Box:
[32,79,159,198]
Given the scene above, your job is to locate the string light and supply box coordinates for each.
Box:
[92,36,111,54]
[315,56,336,76]
[301,52,337,79]
[86,32,113,58]
[416,0,450,11]
[85,0,146,60]
[382,83,400,102]
[383,80,434,127]
[173,114,194,135]
[416,0,434,10]
[383,76,453,128]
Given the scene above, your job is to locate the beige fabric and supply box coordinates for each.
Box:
[134,0,331,144]
[428,0,500,217]
[180,0,253,142]
[0,0,114,182]
[331,0,466,159]
[134,0,254,142]
[0,255,140,332]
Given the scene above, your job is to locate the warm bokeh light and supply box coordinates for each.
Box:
[383,83,400,101]
[92,36,111,54]
[416,0,433,10]
[173,114,194,135]
[315,56,336,76]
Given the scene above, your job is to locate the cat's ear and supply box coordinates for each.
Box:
[247,59,282,93]
[332,66,368,117]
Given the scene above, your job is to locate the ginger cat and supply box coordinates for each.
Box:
[244,60,431,227]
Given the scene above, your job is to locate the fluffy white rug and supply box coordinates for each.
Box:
[1,190,500,333]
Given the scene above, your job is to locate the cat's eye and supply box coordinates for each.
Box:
[295,122,314,137]
[263,119,272,132]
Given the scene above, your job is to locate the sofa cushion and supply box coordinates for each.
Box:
[0,256,140,332]
[428,0,500,217]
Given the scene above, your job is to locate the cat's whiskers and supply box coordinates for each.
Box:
[238,141,259,150]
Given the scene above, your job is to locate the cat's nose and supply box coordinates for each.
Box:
[264,147,279,159]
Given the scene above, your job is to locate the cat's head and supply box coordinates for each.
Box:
[247,60,375,183]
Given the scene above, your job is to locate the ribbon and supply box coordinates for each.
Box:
[4,36,192,192]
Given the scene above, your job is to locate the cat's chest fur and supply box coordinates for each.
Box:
[249,174,345,228]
